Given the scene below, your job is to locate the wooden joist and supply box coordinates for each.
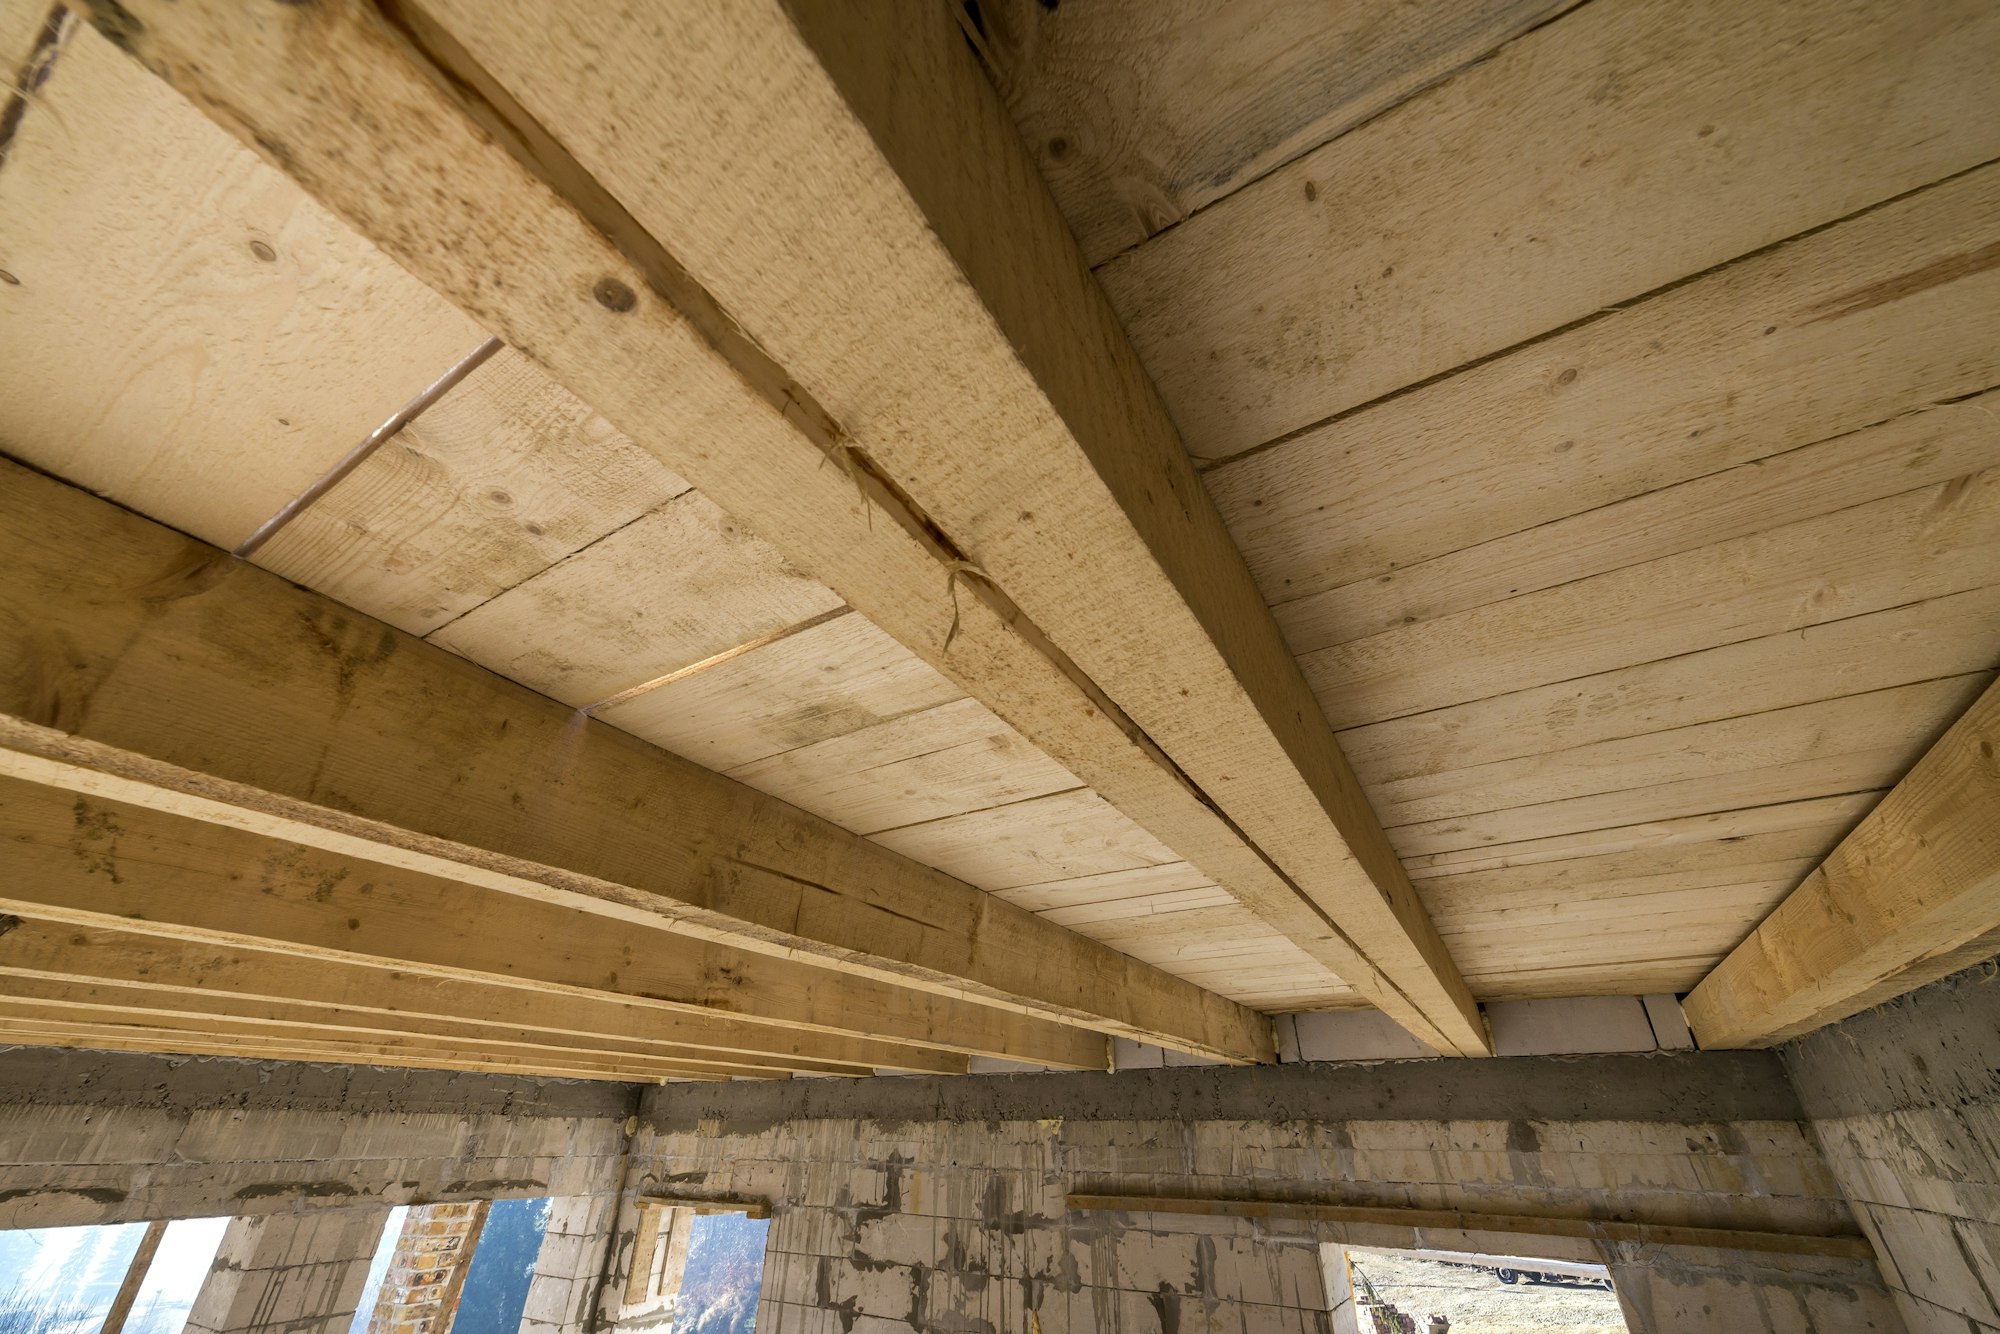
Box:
[0,919,956,1076]
[1685,677,2000,1047]
[0,773,1099,1068]
[0,461,1264,1065]
[80,0,1485,1053]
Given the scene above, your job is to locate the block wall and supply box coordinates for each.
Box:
[620,1052,1905,1334]
[1786,955,2000,1332]
[185,1208,391,1334]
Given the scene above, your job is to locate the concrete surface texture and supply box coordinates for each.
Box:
[1785,955,2000,1333]
[629,1051,1902,1334]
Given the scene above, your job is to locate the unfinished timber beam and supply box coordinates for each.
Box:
[0,462,1263,1065]
[1686,676,2000,1047]
[0,768,1100,1070]
[0,919,960,1075]
[82,0,1484,1054]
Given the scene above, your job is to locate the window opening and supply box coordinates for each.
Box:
[1330,1244,1626,1334]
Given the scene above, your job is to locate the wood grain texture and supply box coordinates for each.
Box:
[0,460,1264,1062]
[1099,0,2000,461]
[430,488,843,707]
[89,0,1481,1046]
[871,789,1182,894]
[1686,676,2000,1046]
[1307,465,2000,729]
[0,917,961,1074]
[396,0,1483,1052]
[969,0,1576,265]
[256,347,692,637]
[1209,164,2000,627]
[0,22,483,547]
[0,772,1101,1067]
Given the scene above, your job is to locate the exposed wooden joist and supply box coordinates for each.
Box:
[0,769,1103,1069]
[0,1015,695,1083]
[1685,676,2000,1047]
[0,986,795,1082]
[0,461,1263,1064]
[81,0,1485,1053]
[0,918,961,1075]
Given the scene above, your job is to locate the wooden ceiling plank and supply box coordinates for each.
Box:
[255,346,693,639]
[0,464,1259,1065]
[428,488,844,708]
[0,21,485,549]
[1309,466,2000,730]
[1097,0,2000,462]
[1211,163,2000,620]
[1685,677,2000,1047]
[1342,587,2000,790]
[84,0,1481,1051]
[0,918,948,1075]
[970,0,1578,266]
[1374,675,1993,831]
[0,774,1102,1067]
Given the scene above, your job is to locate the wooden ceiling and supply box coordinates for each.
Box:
[0,0,1994,1078]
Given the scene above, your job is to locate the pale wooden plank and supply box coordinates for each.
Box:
[122,0,1478,1051]
[1686,676,2000,1046]
[993,862,1222,915]
[0,461,1266,1061]
[0,916,964,1073]
[1374,676,1993,830]
[597,611,963,772]
[870,789,1182,894]
[1340,585,2000,788]
[724,696,1080,835]
[0,772,1105,1067]
[1286,380,2000,655]
[429,487,843,707]
[1307,467,2000,728]
[0,23,483,547]
[1402,794,1883,880]
[1210,165,2000,624]
[1098,0,2000,461]
[971,0,1576,265]
[1388,718,1964,860]
[256,347,692,637]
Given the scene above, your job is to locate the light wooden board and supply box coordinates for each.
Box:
[871,788,1183,894]
[724,696,1081,836]
[0,916,963,1073]
[598,611,964,771]
[1402,794,1884,881]
[1208,165,2000,630]
[430,487,843,707]
[100,0,1484,1051]
[0,21,483,547]
[1098,0,2000,461]
[1687,676,2000,1046]
[256,347,692,636]
[1372,676,1993,831]
[0,461,1265,1062]
[970,0,1575,265]
[1307,467,2000,729]
[1340,586,2000,789]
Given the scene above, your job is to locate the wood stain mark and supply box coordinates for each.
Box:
[0,3,75,177]
[1803,239,2000,325]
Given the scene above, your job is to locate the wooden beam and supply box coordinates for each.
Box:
[79,0,1483,1053]
[1685,677,2000,1047]
[1065,1195,1874,1261]
[0,771,1103,1069]
[0,1015,692,1083]
[0,991,788,1082]
[0,461,1261,1064]
[0,918,960,1075]
[0,951,888,1078]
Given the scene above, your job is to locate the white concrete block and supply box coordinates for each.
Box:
[1286,1011,1433,1062]
[1487,996,1659,1056]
